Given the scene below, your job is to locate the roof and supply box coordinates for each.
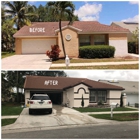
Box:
[14,21,129,37]
[111,22,138,33]
[24,76,125,91]
[98,80,138,94]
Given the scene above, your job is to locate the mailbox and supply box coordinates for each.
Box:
[65,55,70,68]
[110,102,118,109]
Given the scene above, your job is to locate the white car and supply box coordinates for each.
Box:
[28,94,52,114]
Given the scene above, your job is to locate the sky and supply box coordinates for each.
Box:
[28,1,139,25]
[64,70,139,81]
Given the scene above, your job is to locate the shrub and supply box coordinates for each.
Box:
[128,42,139,54]
[79,45,115,58]
[81,94,84,107]
[46,45,61,61]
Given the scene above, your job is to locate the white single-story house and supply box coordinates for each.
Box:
[111,22,138,42]
[98,80,139,107]
[13,21,130,57]
[24,76,125,108]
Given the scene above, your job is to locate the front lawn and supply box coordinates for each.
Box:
[2,102,23,116]
[50,64,139,69]
[2,118,17,126]
[90,113,139,121]
[2,52,15,59]
[53,57,138,64]
[73,107,138,112]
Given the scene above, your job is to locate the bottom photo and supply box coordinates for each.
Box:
[1,70,139,139]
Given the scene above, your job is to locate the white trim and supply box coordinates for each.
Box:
[55,25,82,33]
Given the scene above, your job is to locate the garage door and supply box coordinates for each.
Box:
[126,94,138,106]
[22,39,56,54]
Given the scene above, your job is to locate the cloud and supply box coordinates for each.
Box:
[121,15,139,23]
[74,3,102,21]
[65,70,139,81]
[129,1,139,5]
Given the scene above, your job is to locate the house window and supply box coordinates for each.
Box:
[89,91,96,102]
[97,91,107,102]
[90,90,107,103]
[94,35,106,45]
[79,35,91,46]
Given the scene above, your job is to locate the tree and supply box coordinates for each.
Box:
[132,27,139,54]
[4,1,38,30]
[120,93,123,107]
[47,1,75,57]
[81,94,84,107]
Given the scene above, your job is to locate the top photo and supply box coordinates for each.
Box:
[1,1,139,70]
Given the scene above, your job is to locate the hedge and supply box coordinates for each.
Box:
[128,42,139,54]
[79,45,115,58]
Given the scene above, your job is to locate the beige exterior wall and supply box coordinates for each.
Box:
[25,90,30,105]
[109,33,128,56]
[108,90,122,105]
[58,28,79,57]
[74,84,90,107]
[15,38,22,54]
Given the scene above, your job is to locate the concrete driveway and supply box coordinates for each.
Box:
[2,54,52,70]
[2,105,99,131]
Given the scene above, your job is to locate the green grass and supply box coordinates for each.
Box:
[73,107,138,112]
[90,113,139,121]
[53,57,138,64]
[50,64,139,69]
[2,52,15,59]
[2,118,17,126]
[2,102,23,116]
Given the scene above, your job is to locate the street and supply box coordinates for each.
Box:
[2,121,138,139]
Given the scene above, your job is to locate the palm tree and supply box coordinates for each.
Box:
[47,1,75,57]
[4,1,38,30]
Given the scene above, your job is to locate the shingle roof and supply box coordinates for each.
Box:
[111,22,138,33]
[24,76,125,91]
[14,21,129,37]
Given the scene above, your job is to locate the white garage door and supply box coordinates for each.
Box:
[126,94,138,106]
[22,39,56,54]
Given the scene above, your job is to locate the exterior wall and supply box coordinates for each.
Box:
[15,38,22,54]
[107,90,122,105]
[15,37,58,54]
[25,90,30,105]
[74,84,90,107]
[109,33,128,57]
[58,28,79,57]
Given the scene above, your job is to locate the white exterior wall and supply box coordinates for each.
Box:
[74,84,90,107]
[25,90,30,105]
[108,90,122,105]
[109,40,128,57]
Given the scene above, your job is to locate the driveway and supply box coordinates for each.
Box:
[2,54,52,70]
[2,105,99,131]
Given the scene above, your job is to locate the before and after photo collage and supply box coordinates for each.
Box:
[1,1,139,139]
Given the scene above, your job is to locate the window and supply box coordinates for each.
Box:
[94,35,106,45]
[79,35,91,46]
[90,91,96,102]
[90,90,107,103]
[97,91,107,102]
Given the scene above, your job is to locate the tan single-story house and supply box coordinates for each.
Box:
[13,21,130,57]
[24,76,125,108]
[111,22,138,42]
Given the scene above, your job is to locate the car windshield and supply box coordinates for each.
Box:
[31,96,50,100]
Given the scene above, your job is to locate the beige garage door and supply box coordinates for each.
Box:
[22,39,56,54]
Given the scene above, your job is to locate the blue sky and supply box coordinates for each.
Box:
[28,1,139,25]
